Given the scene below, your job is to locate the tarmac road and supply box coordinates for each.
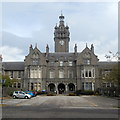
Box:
[1,95,119,119]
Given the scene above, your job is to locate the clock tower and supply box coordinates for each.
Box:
[54,13,70,52]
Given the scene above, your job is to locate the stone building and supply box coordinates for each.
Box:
[2,14,117,94]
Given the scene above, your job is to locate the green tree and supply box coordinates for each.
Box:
[105,64,120,85]
[2,75,18,87]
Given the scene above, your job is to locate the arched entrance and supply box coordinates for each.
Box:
[68,83,75,92]
[58,83,65,94]
[48,83,55,92]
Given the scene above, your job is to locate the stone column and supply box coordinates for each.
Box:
[65,84,68,93]
[92,82,94,91]
[55,83,58,94]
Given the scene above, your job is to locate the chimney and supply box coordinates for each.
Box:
[46,44,49,55]
[91,44,94,53]
[74,44,77,55]
[29,44,33,53]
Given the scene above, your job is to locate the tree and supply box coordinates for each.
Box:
[2,74,18,87]
[104,63,120,85]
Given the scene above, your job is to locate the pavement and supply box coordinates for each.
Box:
[1,95,119,118]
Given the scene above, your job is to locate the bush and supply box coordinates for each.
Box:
[75,90,95,95]
[80,90,94,95]
[75,90,81,96]
[47,93,55,96]
[68,93,76,96]
[37,91,47,95]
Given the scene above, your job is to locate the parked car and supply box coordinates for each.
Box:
[25,91,35,97]
[32,91,37,96]
[13,91,31,99]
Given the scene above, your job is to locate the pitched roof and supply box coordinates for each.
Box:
[48,52,77,61]
[98,61,117,69]
[3,62,24,71]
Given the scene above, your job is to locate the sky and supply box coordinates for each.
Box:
[0,1,118,62]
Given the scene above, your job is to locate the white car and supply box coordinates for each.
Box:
[13,91,31,99]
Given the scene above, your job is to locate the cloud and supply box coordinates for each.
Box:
[1,2,118,62]
[0,46,25,61]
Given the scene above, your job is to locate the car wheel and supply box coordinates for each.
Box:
[13,95,16,99]
[25,96,28,99]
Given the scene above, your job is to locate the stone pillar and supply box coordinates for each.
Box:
[55,83,58,94]
[65,84,68,93]
[92,82,94,91]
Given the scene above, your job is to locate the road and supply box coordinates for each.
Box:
[1,95,119,119]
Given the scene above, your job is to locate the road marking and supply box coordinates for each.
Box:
[89,102,98,107]
[0,104,8,107]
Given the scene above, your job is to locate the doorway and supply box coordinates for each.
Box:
[58,83,65,94]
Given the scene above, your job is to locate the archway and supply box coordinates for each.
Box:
[68,83,75,92]
[58,83,65,94]
[48,83,55,92]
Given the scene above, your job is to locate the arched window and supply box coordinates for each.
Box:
[59,70,64,78]
[49,71,55,78]
[89,71,92,77]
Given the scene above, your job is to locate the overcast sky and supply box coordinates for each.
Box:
[1,1,118,62]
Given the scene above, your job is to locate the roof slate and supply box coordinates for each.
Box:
[3,62,24,71]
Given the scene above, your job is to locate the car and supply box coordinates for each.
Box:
[13,91,32,99]
[32,91,37,96]
[25,91,35,97]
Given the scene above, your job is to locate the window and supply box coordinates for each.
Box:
[69,61,72,66]
[30,68,42,78]
[93,69,95,78]
[60,61,63,66]
[50,71,55,78]
[31,83,34,90]
[59,70,64,78]
[38,69,42,78]
[18,71,21,78]
[50,62,54,66]
[33,59,38,65]
[83,82,92,90]
[85,71,88,77]
[68,71,73,78]
[81,68,95,78]
[89,71,92,77]
[81,70,84,78]
[18,83,21,88]
[84,59,90,65]
[10,71,13,78]
[13,82,16,88]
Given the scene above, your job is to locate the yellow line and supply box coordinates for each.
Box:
[0,104,8,107]
[90,102,98,107]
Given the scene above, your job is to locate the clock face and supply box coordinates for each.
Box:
[59,40,64,45]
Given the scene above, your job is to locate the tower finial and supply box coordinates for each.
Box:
[35,43,37,48]
[86,43,87,48]
[59,11,64,21]
[61,10,63,16]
